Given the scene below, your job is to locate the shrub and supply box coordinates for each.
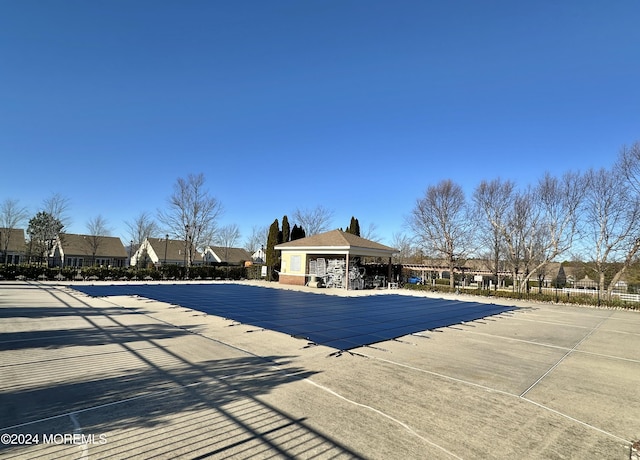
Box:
[403,283,640,310]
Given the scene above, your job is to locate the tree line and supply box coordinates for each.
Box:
[0,172,356,269]
[405,141,640,301]
[0,174,227,266]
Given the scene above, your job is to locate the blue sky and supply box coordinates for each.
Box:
[1,1,639,246]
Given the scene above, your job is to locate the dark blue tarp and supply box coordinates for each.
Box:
[71,284,515,350]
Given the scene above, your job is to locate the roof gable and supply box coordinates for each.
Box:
[205,246,252,264]
[145,237,192,262]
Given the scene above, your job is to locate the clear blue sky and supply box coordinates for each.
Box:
[1,1,639,246]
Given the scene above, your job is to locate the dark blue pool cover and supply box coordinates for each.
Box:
[71,284,516,351]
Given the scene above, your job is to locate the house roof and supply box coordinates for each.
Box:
[146,237,192,262]
[275,230,397,257]
[0,228,26,252]
[205,246,252,264]
[575,275,597,287]
[59,233,128,258]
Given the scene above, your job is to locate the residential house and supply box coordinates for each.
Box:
[613,280,628,294]
[251,247,266,264]
[202,246,252,266]
[0,228,27,264]
[575,275,598,289]
[130,237,200,267]
[52,233,128,268]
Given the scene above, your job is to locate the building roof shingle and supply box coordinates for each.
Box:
[205,246,252,264]
[0,228,26,252]
[275,230,396,256]
[146,237,192,262]
[59,233,128,258]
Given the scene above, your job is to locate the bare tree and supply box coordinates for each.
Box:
[43,193,72,228]
[390,232,413,264]
[407,179,474,288]
[582,166,640,300]
[473,179,515,289]
[125,211,158,254]
[158,173,223,270]
[244,225,267,254]
[292,205,334,236]
[502,188,538,292]
[360,222,382,242]
[215,224,241,247]
[0,198,29,264]
[215,223,241,265]
[519,171,585,290]
[475,173,584,293]
[87,215,111,236]
[619,141,640,193]
[86,215,111,266]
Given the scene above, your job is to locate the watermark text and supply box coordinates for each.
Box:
[1,433,107,446]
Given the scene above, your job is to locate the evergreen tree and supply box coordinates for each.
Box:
[27,211,63,265]
[346,216,361,236]
[282,215,291,243]
[266,219,280,280]
[291,224,306,241]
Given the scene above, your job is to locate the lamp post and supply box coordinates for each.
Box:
[164,234,168,265]
[260,244,265,279]
[184,224,189,279]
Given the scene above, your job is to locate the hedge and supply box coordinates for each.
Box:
[404,283,640,310]
[0,264,249,281]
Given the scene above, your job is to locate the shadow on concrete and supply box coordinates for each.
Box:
[0,306,146,319]
[0,286,364,459]
[0,323,195,351]
[0,354,312,429]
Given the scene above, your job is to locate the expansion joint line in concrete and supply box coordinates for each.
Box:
[360,352,630,446]
[303,378,463,459]
[1,381,206,432]
[462,329,640,365]
[518,310,614,399]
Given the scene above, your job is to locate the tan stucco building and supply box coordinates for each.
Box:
[275,230,397,289]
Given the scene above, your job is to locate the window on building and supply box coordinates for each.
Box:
[291,255,301,272]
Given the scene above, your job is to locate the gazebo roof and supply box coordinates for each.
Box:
[275,230,397,258]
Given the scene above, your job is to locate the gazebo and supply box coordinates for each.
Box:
[275,230,397,289]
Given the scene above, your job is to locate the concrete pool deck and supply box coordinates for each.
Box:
[0,280,638,459]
